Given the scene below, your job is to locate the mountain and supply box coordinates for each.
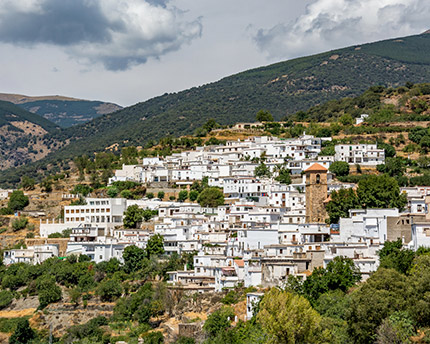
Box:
[2,31,430,186]
[0,100,64,170]
[0,93,122,128]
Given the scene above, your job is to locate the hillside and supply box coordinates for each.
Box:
[0,93,122,128]
[2,32,430,185]
[0,101,66,170]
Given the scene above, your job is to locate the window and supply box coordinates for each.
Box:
[316,174,320,184]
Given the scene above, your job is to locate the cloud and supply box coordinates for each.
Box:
[0,0,202,70]
[254,0,430,60]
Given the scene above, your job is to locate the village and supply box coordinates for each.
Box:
[3,132,429,317]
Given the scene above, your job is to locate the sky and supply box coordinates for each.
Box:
[0,0,429,107]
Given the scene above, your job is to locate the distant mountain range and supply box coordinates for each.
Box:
[0,93,122,128]
[1,31,430,186]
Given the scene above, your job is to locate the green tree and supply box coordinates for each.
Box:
[8,191,29,211]
[257,288,324,344]
[275,168,291,185]
[124,205,144,228]
[178,190,188,202]
[20,176,35,191]
[37,275,62,309]
[256,110,274,122]
[356,174,407,209]
[378,142,396,158]
[0,290,13,309]
[107,186,119,198]
[376,311,414,344]
[203,306,235,338]
[11,217,28,231]
[329,161,350,177]
[347,268,408,344]
[197,187,224,207]
[8,318,35,344]
[40,178,53,193]
[72,184,93,197]
[326,188,360,224]
[189,190,199,201]
[378,239,415,274]
[146,234,165,257]
[147,192,154,199]
[254,163,272,178]
[97,279,123,302]
[339,113,354,125]
[157,191,165,200]
[123,245,146,273]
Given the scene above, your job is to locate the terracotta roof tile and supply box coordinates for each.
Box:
[305,163,328,172]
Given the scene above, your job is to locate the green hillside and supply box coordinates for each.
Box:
[0,101,59,132]
[2,32,430,186]
[19,99,122,128]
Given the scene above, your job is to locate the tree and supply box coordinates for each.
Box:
[8,191,29,211]
[40,178,53,193]
[189,190,199,201]
[300,257,360,305]
[275,167,291,185]
[346,268,409,344]
[157,191,165,200]
[378,239,415,274]
[326,188,360,224]
[147,192,154,199]
[356,174,407,209]
[11,217,28,231]
[97,279,123,302]
[257,288,323,344]
[256,110,274,122]
[146,234,164,257]
[339,113,354,125]
[107,186,119,198]
[178,190,188,202]
[9,318,35,344]
[254,163,272,178]
[20,176,35,191]
[203,306,235,338]
[0,290,13,310]
[72,184,93,196]
[329,161,350,177]
[123,245,146,273]
[37,275,62,309]
[376,311,414,344]
[197,187,224,207]
[123,205,144,228]
[378,142,396,158]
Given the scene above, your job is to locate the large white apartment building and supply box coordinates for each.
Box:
[334,143,385,165]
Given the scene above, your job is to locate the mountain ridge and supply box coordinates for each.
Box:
[0,93,122,128]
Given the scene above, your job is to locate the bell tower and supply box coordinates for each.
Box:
[305,163,328,223]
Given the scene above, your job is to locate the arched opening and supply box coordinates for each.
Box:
[316,174,320,184]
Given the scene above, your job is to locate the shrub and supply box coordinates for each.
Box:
[97,279,123,302]
[0,290,13,309]
[8,191,29,211]
[12,217,28,231]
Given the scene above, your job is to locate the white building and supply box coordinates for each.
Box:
[334,144,385,166]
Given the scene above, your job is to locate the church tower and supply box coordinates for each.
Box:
[305,163,328,223]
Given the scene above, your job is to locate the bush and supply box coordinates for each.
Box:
[197,187,224,207]
[157,191,165,200]
[0,290,13,309]
[8,191,29,211]
[11,217,28,231]
[97,279,123,302]
[329,161,350,177]
[36,275,62,309]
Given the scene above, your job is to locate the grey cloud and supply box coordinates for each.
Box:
[0,0,202,71]
[0,0,120,45]
[254,0,430,60]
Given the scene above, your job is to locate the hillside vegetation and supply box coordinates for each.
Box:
[2,33,430,185]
